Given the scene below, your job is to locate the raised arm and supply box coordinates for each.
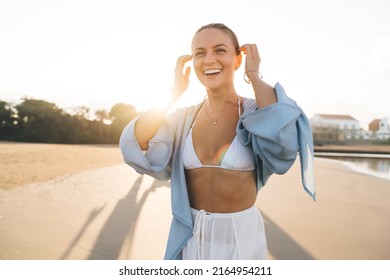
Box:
[135,55,192,150]
[240,44,277,108]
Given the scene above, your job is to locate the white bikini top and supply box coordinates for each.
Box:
[183,98,255,171]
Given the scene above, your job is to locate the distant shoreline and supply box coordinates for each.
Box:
[314,145,390,158]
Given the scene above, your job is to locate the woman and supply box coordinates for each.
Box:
[120,23,315,260]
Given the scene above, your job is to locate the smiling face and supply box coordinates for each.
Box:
[191,28,242,92]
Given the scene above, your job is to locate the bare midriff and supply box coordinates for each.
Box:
[185,168,257,213]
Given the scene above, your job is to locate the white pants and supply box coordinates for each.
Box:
[181,206,268,260]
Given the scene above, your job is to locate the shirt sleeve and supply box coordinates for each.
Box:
[237,83,316,200]
[119,114,175,181]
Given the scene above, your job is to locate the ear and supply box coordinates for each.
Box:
[234,53,242,70]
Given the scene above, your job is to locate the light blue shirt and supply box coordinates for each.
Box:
[119,83,316,259]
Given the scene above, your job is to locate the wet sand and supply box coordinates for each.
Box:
[0,142,389,259]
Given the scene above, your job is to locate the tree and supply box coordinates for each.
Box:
[109,103,138,142]
[0,100,16,138]
[14,98,65,142]
[1,97,138,144]
[95,109,109,123]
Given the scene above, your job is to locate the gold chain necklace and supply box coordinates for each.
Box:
[204,102,232,125]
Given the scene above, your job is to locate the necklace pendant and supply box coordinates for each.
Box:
[213,120,217,125]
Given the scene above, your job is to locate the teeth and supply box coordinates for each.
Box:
[204,69,222,75]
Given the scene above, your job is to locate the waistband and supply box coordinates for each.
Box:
[190,205,257,218]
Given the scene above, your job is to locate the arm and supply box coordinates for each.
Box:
[237,84,316,200]
[119,55,192,180]
[135,106,172,151]
[135,55,192,150]
[240,44,277,108]
[120,115,173,180]
[238,84,300,175]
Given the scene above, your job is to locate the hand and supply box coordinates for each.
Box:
[240,44,261,74]
[241,44,275,106]
[171,55,192,101]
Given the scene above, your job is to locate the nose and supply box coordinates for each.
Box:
[203,52,216,65]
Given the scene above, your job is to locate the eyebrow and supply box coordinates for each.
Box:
[194,44,228,51]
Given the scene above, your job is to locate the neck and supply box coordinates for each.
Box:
[205,86,238,111]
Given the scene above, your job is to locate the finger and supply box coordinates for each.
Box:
[175,55,192,74]
[250,44,259,55]
[177,55,193,65]
[242,43,258,51]
[240,44,254,51]
[239,46,247,54]
[184,66,191,79]
[243,44,261,62]
[251,45,261,62]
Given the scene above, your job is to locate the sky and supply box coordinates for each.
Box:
[0,0,389,129]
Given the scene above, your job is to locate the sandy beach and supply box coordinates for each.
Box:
[0,142,124,190]
[0,142,389,260]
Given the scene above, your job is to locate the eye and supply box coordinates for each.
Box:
[194,51,205,57]
[215,48,226,54]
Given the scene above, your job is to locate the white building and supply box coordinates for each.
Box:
[369,117,390,140]
[310,114,365,140]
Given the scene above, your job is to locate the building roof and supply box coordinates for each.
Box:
[369,119,381,131]
[369,119,381,125]
[317,114,357,121]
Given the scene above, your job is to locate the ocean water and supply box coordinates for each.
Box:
[316,155,390,181]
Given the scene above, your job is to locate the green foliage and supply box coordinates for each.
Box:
[0,100,17,138]
[0,98,139,144]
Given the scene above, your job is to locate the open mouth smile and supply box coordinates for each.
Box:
[203,69,222,76]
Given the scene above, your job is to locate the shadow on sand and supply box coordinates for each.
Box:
[61,177,313,260]
[262,211,315,260]
[61,175,167,260]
